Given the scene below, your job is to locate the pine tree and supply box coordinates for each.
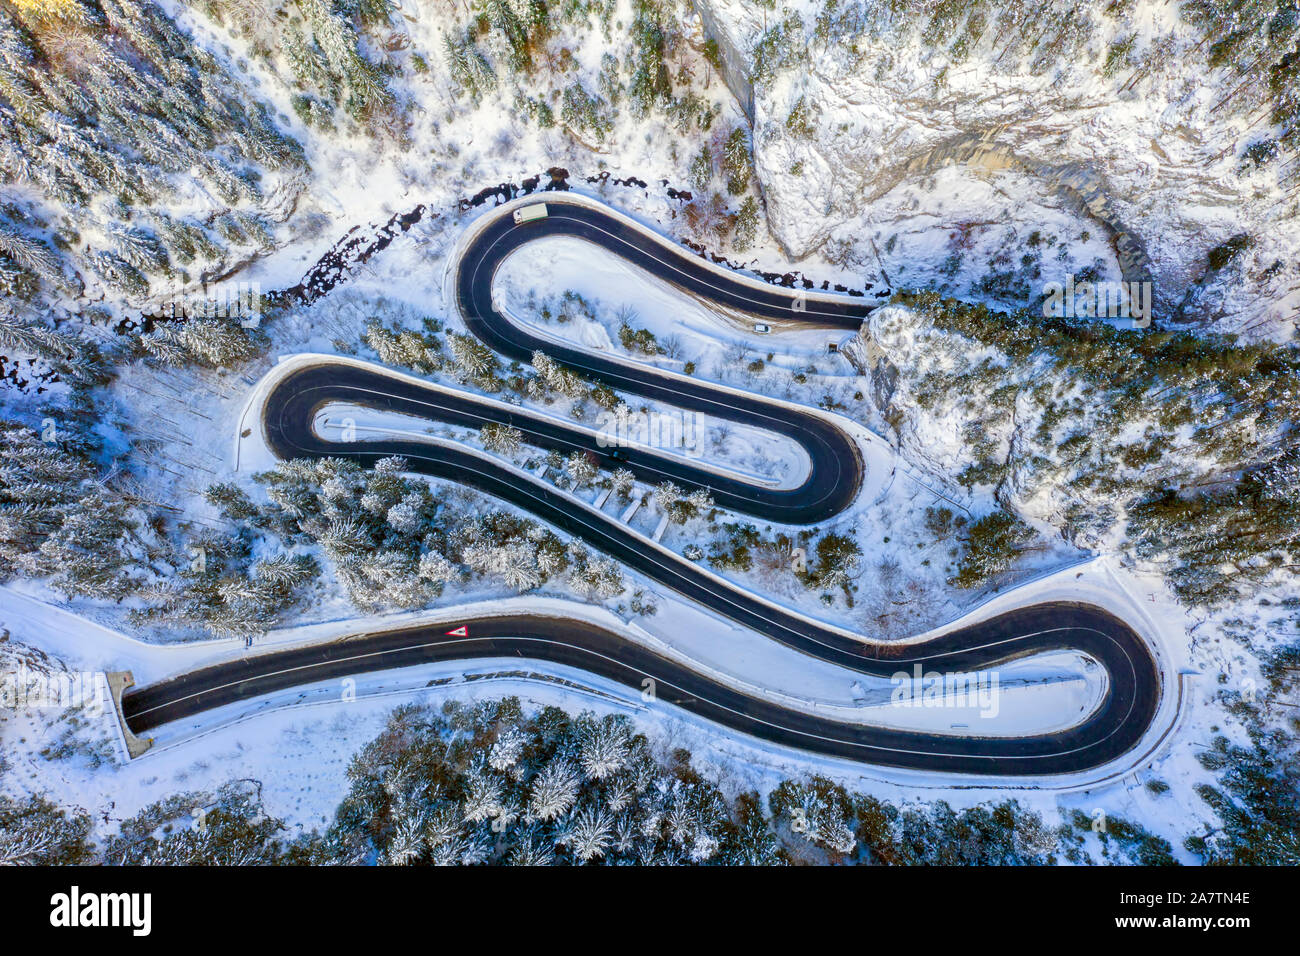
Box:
[528,759,580,822]
[721,127,752,195]
[564,450,598,488]
[561,805,614,862]
[579,716,631,780]
[611,467,636,502]
[0,794,94,865]
[733,196,759,252]
[480,422,523,455]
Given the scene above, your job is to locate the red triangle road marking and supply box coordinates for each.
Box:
[445,625,469,637]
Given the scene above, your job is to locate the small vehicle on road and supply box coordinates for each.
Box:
[753,322,771,334]
[513,204,549,224]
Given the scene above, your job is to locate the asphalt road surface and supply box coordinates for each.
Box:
[124,604,1156,775]
[123,197,1161,775]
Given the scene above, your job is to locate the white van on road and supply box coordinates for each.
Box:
[512,204,549,224]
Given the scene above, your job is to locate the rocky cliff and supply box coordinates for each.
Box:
[694,0,1299,337]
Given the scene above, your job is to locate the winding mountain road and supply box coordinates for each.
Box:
[122,196,1163,777]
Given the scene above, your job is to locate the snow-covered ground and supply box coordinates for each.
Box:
[496,236,863,378]
[701,0,1300,338]
[0,538,1187,771]
[3,0,1291,864]
[1,191,1200,851]
[0,544,1201,861]
[0,183,1221,861]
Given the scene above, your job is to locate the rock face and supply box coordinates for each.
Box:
[691,0,754,119]
[694,0,1299,336]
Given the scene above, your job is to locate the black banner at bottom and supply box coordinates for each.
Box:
[0,864,1273,943]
